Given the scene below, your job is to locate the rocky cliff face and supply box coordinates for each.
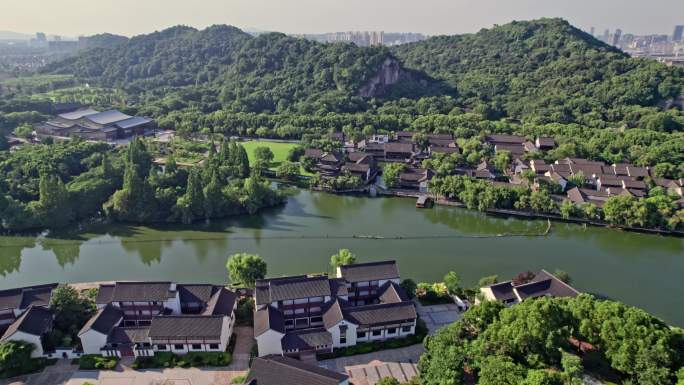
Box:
[358,57,407,98]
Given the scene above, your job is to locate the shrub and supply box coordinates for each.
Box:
[77,355,118,370]
[133,351,231,369]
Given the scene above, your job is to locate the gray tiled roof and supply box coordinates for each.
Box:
[378,281,409,304]
[203,288,237,316]
[345,302,417,327]
[254,306,285,337]
[0,284,57,311]
[515,270,580,300]
[281,328,332,351]
[99,282,175,303]
[149,316,224,340]
[84,110,132,125]
[107,327,150,344]
[246,355,347,385]
[322,300,346,329]
[339,261,399,283]
[485,134,525,144]
[1,307,53,340]
[78,304,123,336]
[255,276,331,304]
[178,284,216,305]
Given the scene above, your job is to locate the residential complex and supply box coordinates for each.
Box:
[80,282,237,357]
[304,130,684,209]
[1,282,237,360]
[254,261,418,358]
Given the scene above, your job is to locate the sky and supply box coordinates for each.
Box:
[2,0,683,38]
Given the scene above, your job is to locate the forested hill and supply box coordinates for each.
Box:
[43,24,432,112]
[392,18,684,126]
[40,18,684,127]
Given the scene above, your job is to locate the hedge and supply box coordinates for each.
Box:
[132,351,232,369]
[77,355,118,370]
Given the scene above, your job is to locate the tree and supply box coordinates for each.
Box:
[567,171,586,188]
[400,279,417,299]
[477,355,526,385]
[492,150,511,173]
[276,161,299,180]
[0,341,35,377]
[0,133,8,151]
[49,285,95,346]
[330,249,357,269]
[560,351,583,385]
[203,171,224,218]
[226,253,267,287]
[254,146,274,165]
[287,146,305,162]
[376,378,400,385]
[412,132,429,151]
[477,275,499,288]
[554,269,572,285]
[383,163,406,189]
[13,123,33,139]
[522,369,563,385]
[443,271,462,296]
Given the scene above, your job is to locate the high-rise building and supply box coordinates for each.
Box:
[590,27,595,37]
[612,29,622,46]
[673,25,684,42]
[602,29,610,42]
[370,31,384,46]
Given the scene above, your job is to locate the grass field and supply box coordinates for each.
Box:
[240,140,312,176]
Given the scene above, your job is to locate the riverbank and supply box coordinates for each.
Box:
[374,188,684,237]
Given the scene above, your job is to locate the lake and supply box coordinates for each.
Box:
[1,188,683,325]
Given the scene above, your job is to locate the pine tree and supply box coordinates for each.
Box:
[237,144,250,178]
[185,168,205,217]
[204,170,224,218]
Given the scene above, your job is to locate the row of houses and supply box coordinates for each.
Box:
[254,260,418,359]
[1,265,582,385]
[0,281,237,359]
[35,106,155,142]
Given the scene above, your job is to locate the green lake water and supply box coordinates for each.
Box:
[1,189,683,325]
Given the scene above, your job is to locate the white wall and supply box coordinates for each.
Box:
[78,329,109,355]
[327,320,358,348]
[5,331,44,357]
[165,292,182,315]
[256,329,284,357]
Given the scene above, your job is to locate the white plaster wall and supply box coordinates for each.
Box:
[78,329,109,355]
[256,329,284,357]
[5,331,44,357]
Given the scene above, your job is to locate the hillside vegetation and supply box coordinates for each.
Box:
[393,18,684,127]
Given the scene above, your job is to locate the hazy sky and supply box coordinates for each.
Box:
[2,0,683,37]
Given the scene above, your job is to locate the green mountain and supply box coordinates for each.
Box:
[44,25,434,112]
[43,19,683,126]
[392,18,684,125]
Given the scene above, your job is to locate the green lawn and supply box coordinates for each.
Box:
[241,140,312,176]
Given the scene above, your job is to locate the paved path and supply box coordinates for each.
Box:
[415,302,461,334]
[226,326,254,371]
[319,344,424,385]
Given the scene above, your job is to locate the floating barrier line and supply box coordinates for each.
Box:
[0,221,551,248]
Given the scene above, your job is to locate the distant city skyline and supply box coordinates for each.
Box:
[1,0,683,38]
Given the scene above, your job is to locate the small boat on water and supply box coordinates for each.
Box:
[416,195,433,208]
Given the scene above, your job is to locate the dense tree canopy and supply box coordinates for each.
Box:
[418,295,684,385]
